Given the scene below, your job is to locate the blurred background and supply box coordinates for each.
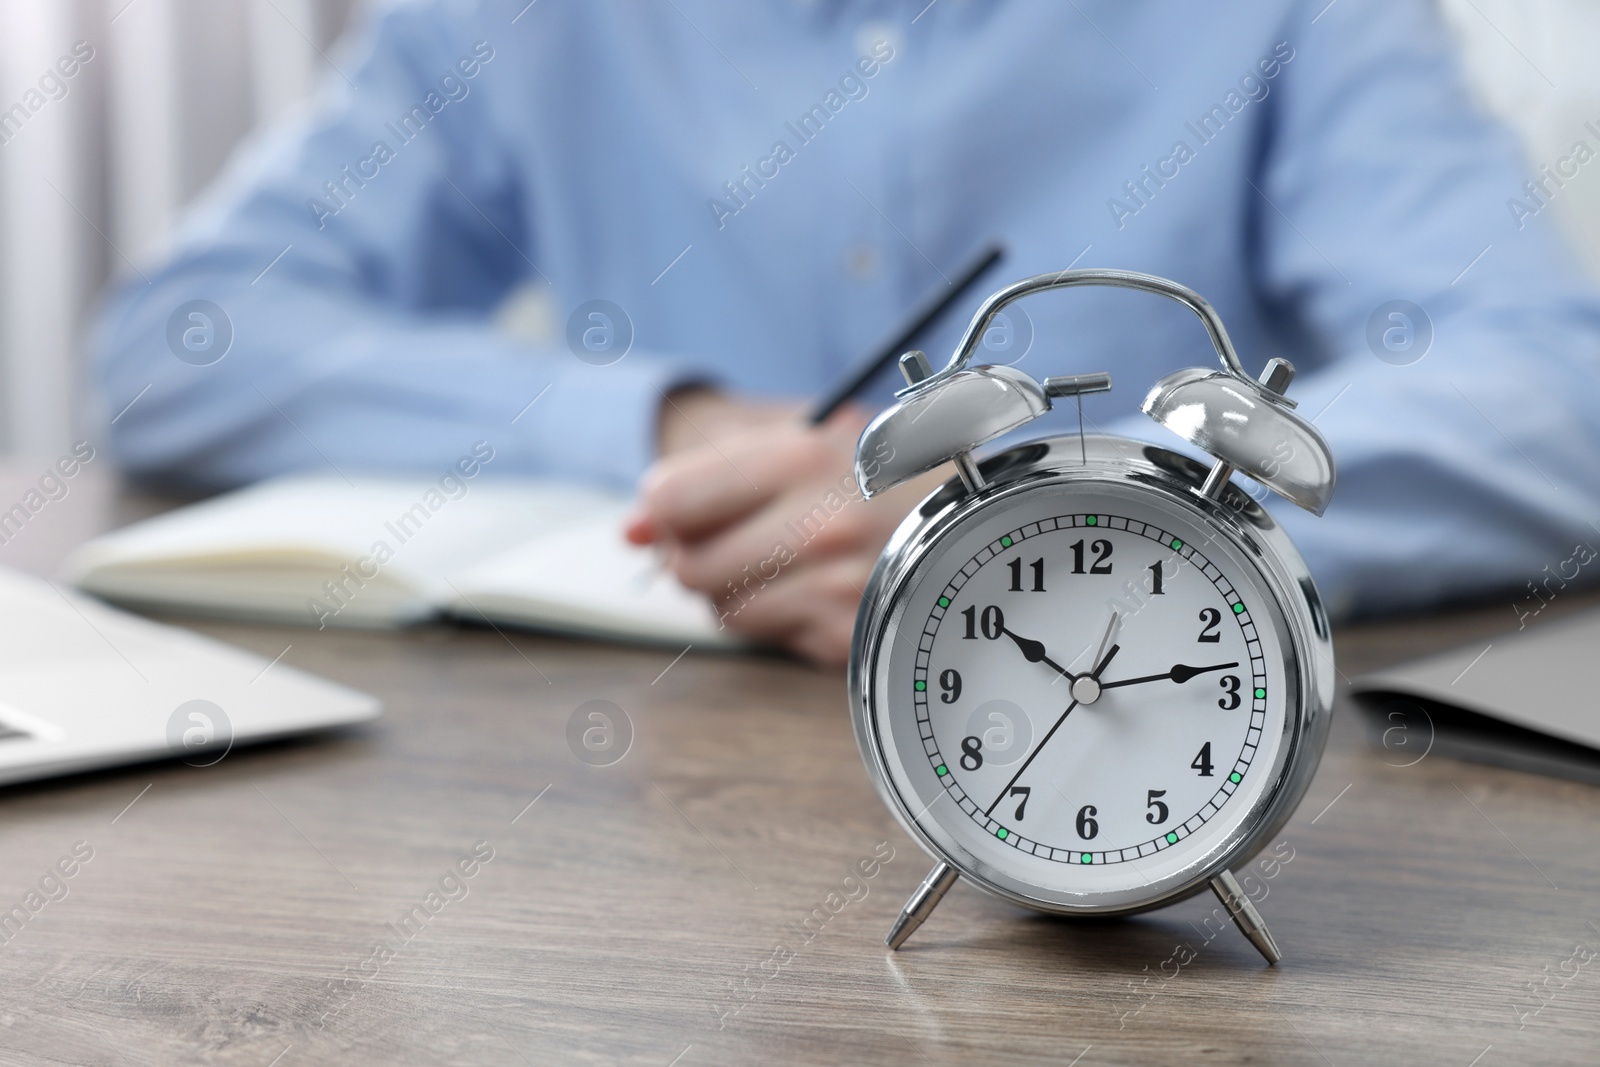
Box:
[1,0,1599,460]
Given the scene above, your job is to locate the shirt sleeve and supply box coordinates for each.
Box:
[1215,0,1600,621]
[93,3,714,492]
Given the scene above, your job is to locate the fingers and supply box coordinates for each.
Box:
[788,618,857,668]
[713,554,873,667]
[669,477,890,666]
[637,406,869,545]
[656,389,807,459]
[623,510,659,545]
[638,424,819,542]
[628,398,906,666]
[664,460,947,665]
[667,481,880,594]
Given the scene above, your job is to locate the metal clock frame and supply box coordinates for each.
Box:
[849,434,1334,956]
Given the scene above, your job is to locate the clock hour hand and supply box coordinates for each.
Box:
[998,626,1079,683]
[1099,661,1239,691]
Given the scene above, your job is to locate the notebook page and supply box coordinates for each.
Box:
[445,506,741,648]
[64,474,620,626]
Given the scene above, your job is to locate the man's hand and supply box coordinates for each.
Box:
[628,390,942,666]
[654,386,799,458]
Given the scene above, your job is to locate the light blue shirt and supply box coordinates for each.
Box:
[97,0,1600,621]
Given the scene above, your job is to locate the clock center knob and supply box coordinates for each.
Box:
[1070,675,1102,705]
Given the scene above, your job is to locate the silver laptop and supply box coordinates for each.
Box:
[0,566,380,785]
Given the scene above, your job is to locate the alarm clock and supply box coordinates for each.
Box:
[848,268,1336,963]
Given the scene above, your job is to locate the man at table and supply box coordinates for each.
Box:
[96,0,1600,665]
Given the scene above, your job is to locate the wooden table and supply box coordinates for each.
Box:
[0,463,1594,1066]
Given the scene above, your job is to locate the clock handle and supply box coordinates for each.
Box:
[1210,869,1283,964]
[885,861,960,950]
[920,268,1251,389]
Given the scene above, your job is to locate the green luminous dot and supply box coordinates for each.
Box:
[914,680,926,692]
[938,596,950,608]
[997,828,1009,840]
[1254,688,1266,699]
[1232,602,1245,614]
[936,764,948,776]
[1230,772,1242,783]
[1165,832,1178,844]
[1001,536,1013,548]
[1080,853,1092,864]
[1086,515,1098,526]
[1170,538,1182,550]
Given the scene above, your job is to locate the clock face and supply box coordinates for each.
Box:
[869,477,1300,909]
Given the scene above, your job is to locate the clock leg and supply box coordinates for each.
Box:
[886,862,960,950]
[1209,869,1282,964]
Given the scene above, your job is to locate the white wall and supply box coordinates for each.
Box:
[0,0,91,456]
[0,0,362,457]
[1439,0,1600,278]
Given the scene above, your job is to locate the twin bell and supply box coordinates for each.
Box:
[853,268,1336,516]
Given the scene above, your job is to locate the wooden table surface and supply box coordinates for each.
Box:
[0,464,1595,1066]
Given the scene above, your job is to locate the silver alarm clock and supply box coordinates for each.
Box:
[848,269,1336,963]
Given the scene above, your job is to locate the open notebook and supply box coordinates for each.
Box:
[63,474,736,648]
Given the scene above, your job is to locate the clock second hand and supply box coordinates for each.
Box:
[984,699,1078,817]
[1088,611,1120,673]
[984,614,1122,817]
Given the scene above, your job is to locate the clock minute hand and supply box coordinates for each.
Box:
[1100,661,1239,691]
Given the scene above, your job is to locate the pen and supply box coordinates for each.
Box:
[626,242,1005,561]
[806,243,1006,425]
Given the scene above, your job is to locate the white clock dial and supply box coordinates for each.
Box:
[873,481,1297,907]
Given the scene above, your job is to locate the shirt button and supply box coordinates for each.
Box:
[845,244,879,278]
